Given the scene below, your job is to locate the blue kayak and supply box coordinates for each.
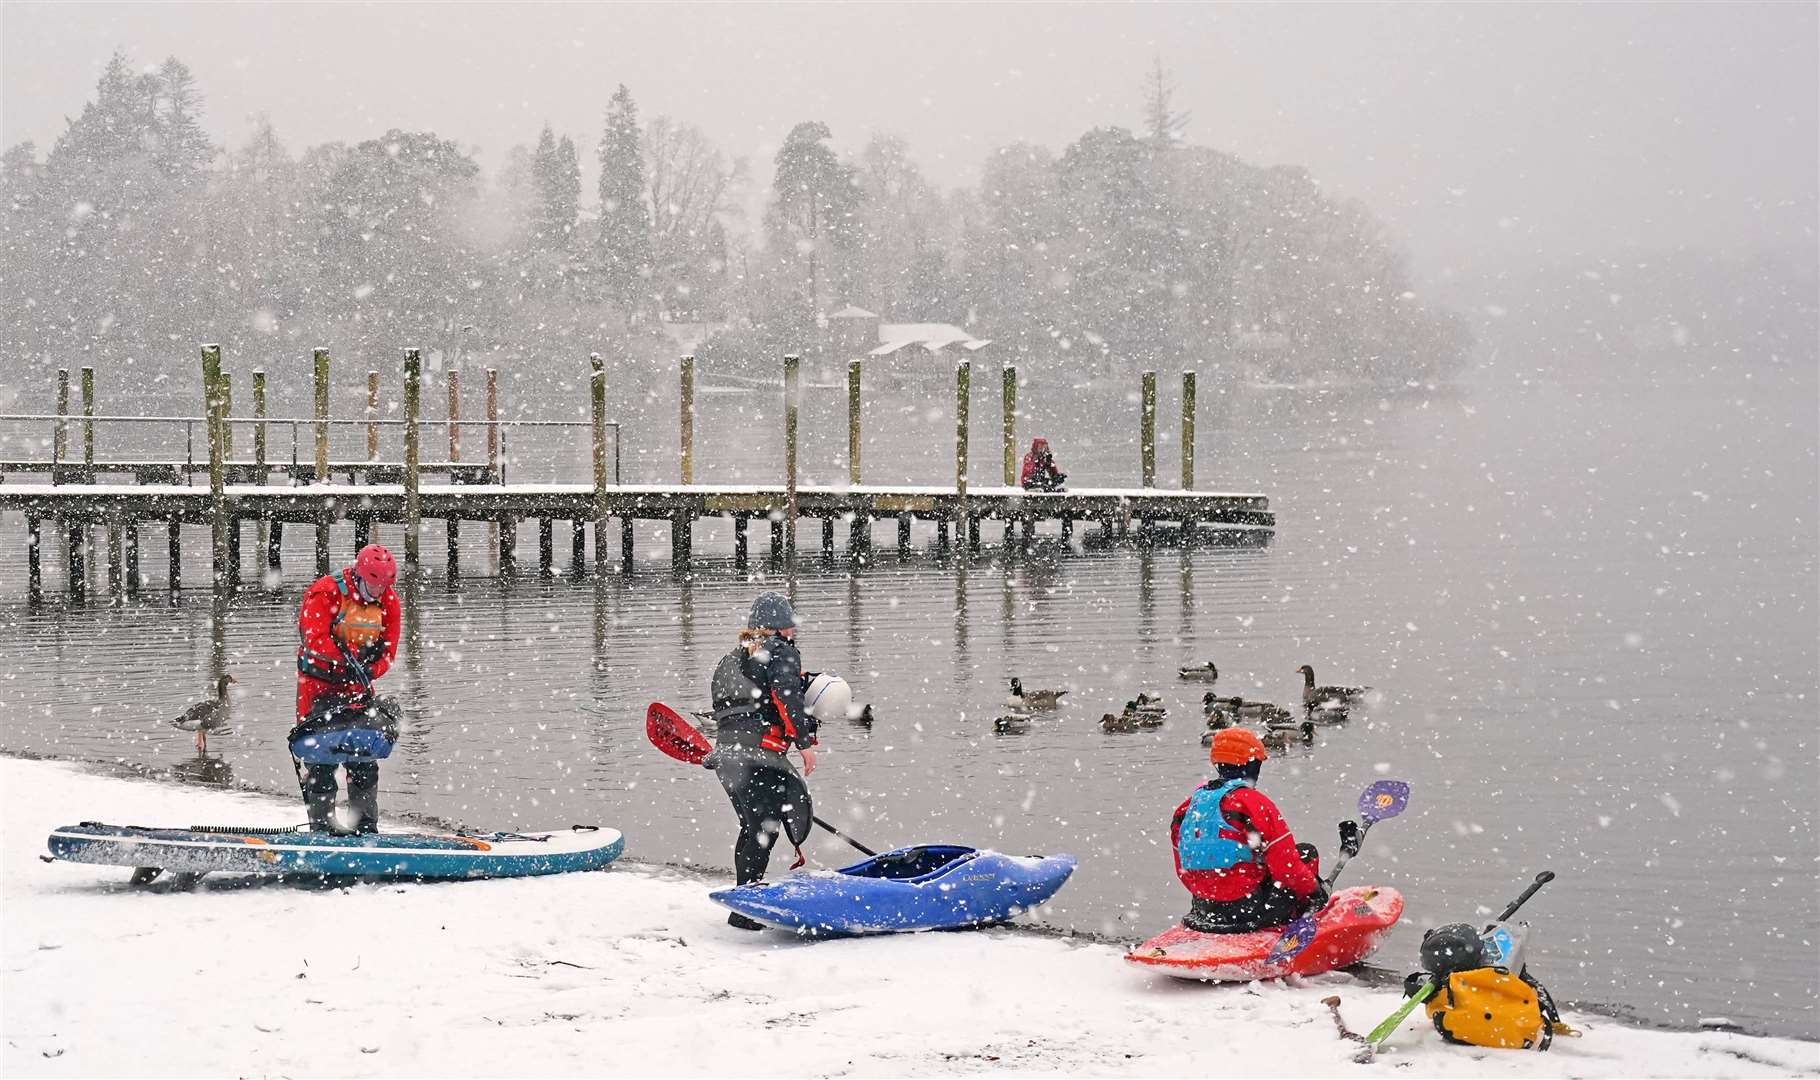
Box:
[47,822,623,881]
[709,844,1077,935]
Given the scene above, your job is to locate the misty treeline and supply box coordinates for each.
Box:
[0,52,1469,404]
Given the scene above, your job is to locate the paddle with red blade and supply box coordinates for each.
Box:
[645,702,879,858]
[1264,779,1411,966]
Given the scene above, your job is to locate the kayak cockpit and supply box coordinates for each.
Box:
[839,845,978,882]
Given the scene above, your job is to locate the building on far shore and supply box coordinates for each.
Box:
[827,305,992,367]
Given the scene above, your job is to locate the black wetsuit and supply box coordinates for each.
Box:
[708,636,818,884]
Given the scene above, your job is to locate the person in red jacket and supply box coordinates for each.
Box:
[292,544,401,831]
[1019,437,1067,492]
[1171,727,1327,933]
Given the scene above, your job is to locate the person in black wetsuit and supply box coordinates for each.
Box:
[706,590,819,929]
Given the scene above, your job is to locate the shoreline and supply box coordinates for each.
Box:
[5,755,1816,1078]
[1,747,1809,1048]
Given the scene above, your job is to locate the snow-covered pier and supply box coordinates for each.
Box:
[0,348,1273,597]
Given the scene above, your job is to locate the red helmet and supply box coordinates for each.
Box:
[353,544,397,593]
[1208,727,1269,766]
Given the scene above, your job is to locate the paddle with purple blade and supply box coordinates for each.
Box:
[1265,779,1412,966]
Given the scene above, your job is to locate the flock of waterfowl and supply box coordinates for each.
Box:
[996,662,1370,749]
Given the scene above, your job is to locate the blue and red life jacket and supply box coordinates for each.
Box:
[1176,778,1262,872]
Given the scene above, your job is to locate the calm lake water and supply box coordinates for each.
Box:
[1,355,1814,1039]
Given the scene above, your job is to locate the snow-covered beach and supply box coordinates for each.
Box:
[4,756,1814,1078]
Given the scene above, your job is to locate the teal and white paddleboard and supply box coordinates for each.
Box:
[47,822,624,881]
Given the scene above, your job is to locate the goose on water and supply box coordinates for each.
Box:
[1205,695,1293,727]
[171,675,236,751]
[1297,664,1368,712]
[1008,678,1068,710]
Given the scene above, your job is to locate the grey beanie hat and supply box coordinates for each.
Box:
[747,590,798,630]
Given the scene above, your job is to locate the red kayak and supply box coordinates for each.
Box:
[1125,885,1403,981]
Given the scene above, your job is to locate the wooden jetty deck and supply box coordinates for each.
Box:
[1,348,1273,598]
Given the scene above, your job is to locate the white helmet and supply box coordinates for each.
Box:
[804,673,854,721]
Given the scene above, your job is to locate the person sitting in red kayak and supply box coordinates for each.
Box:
[1172,727,1328,933]
[1019,437,1067,492]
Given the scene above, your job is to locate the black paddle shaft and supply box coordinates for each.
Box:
[1496,870,1555,923]
[811,815,878,857]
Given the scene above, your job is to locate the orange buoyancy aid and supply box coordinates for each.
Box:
[298,571,386,680]
[330,574,386,653]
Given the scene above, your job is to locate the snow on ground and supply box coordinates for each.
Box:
[3,757,1815,1078]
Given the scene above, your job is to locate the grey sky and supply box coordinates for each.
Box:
[4,2,1814,281]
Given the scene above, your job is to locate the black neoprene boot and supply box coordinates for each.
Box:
[727,912,766,931]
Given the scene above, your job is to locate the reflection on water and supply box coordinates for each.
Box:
[0,367,1814,1039]
[168,749,235,789]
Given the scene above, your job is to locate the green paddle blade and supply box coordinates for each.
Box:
[1366,979,1437,1047]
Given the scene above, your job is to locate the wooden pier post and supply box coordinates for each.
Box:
[621,517,635,571]
[956,360,972,552]
[125,521,140,593]
[313,348,331,482]
[783,354,800,561]
[26,517,42,600]
[485,366,500,566]
[538,517,554,577]
[485,368,500,480]
[734,517,749,568]
[80,366,95,475]
[202,344,228,589]
[821,518,835,559]
[590,352,609,573]
[1002,364,1016,486]
[114,516,135,594]
[770,517,784,561]
[168,518,182,592]
[1180,370,1197,490]
[252,369,269,571]
[67,522,85,600]
[225,513,242,590]
[366,371,380,460]
[267,521,283,576]
[897,515,912,555]
[679,354,695,484]
[1180,370,1197,542]
[847,359,868,555]
[219,372,240,588]
[848,359,862,484]
[446,368,461,577]
[312,348,331,576]
[955,360,971,497]
[219,371,234,462]
[53,369,69,477]
[252,370,268,469]
[1141,369,1157,488]
[402,348,422,572]
[500,519,518,577]
[570,518,586,574]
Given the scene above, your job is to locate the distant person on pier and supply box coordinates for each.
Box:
[1020,437,1067,492]
[704,591,818,929]
[291,544,403,833]
[1171,728,1327,933]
